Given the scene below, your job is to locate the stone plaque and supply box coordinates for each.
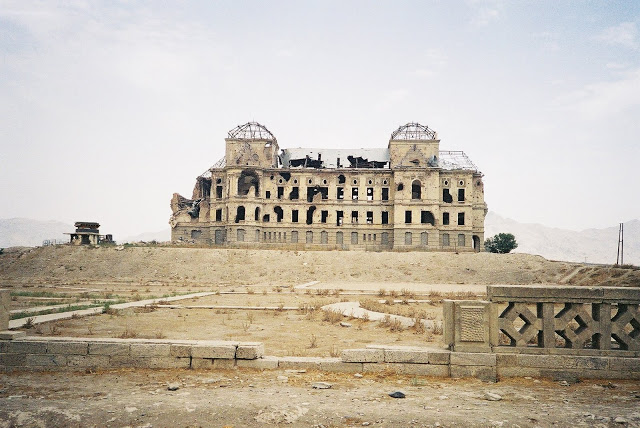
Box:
[459,306,485,342]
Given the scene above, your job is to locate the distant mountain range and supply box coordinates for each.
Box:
[1,216,637,265]
[485,212,638,265]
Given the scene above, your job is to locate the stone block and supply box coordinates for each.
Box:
[608,357,640,371]
[108,356,138,368]
[388,363,450,377]
[88,342,130,356]
[191,343,236,359]
[236,342,264,360]
[170,344,192,358]
[212,359,236,369]
[0,352,26,366]
[443,300,455,347]
[496,366,542,378]
[495,353,517,366]
[450,365,497,382]
[0,290,10,331]
[516,354,607,370]
[341,348,384,363]
[129,343,171,358]
[318,359,363,373]
[450,352,496,367]
[384,348,430,364]
[137,357,191,369]
[47,341,89,355]
[26,353,67,367]
[6,340,48,355]
[278,356,323,370]
[428,351,451,365]
[0,331,26,340]
[191,358,214,369]
[66,355,110,368]
[237,356,280,370]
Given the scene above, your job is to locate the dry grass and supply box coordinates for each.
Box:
[118,325,138,338]
[322,309,343,324]
[308,334,318,349]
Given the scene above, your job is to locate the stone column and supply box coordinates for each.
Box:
[0,289,10,331]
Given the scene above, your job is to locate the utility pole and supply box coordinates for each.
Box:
[616,223,624,265]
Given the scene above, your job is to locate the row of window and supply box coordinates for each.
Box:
[234,229,468,246]
[223,206,466,226]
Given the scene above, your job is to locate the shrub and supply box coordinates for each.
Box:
[485,233,518,254]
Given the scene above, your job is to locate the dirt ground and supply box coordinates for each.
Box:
[1,369,640,427]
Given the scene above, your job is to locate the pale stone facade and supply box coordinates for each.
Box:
[169,122,487,251]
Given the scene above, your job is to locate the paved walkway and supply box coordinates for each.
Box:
[8,292,216,329]
[320,301,438,329]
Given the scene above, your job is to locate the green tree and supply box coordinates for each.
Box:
[484,233,518,254]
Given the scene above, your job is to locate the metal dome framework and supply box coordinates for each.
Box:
[227,121,277,142]
[390,122,437,140]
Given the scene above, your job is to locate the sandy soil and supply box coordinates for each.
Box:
[2,369,639,427]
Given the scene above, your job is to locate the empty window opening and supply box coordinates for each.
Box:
[321,231,328,244]
[405,210,412,224]
[216,186,223,199]
[363,233,366,241]
[351,211,358,223]
[292,209,299,223]
[367,187,374,201]
[458,234,466,247]
[278,232,282,241]
[237,229,245,242]
[366,211,373,224]
[198,177,212,198]
[280,172,291,182]
[382,211,389,225]
[284,232,287,241]
[237,170,259,197]
[307,186,328,202]
[405,232,412,245]
[411,180,422,200]
[352,188,359,200]
[265,190,271,199]
[458,188,465,202]
[373,234,376,241]
[191,230,202,239]
[382,188,389,201]
[254,207,260,221]
[235,206,245,223]
[263,231,267,241]
[321,210,328,223]
[421,211,435,225]
[458,212,465,225]
[336,231,343,244]
[443,189,453,203]
[262,214,270,222]
[291,231,298,243]
[306,231,313,244]
[442,233,450,246]
[443,212,450,225]
[351,232,358,245]
[277,187,284,199]
[255,229,260,242]
[421,232,428,246]
[336,211,344,226]
[397,183,404,191]
[289,187,299,200]
[216,209,222,222]
[473,235,481,252]
[337,187,344,200]
[268,232,272,240]
[338,174,346,184]
[274,206,284,222]
[306,206,316,225]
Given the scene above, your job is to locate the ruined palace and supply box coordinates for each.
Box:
[170,122,487,250]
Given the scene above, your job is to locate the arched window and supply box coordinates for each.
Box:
[411,180,422,200]
[235,206,245,223]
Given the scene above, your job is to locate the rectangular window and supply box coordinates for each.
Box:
[351,232,358,244]
[458,212,465,225]
[336,210,344,226]
[443,212,450,225]
[321,231,328,244]
[382,211,389,225]
[458,188,465,202]
[215,209,222,222]
[367,188,373,201]
[381,232,389,245]
[291,231,298,243]
[442,233,450,246]
[352,188,358,200]
[306,231,313,244]
[382,188,389,201]
[443,188,452,203]
[458,234,466,247]
[277,187,284,199]
[266,190,271,199]
[292,210,299,223]
[237,229,245,242]
[405,210,412,224]
[336,231,343,245]
[337,187,344,200]
[289,187,299,200]
[321,210,328,223]
[405,232,412,245]
[351,210,358,223]
[216,186,223,199]
[366,211,373,224]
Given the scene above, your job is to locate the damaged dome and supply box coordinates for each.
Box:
[227,122,277,142]
[390,122,437,141]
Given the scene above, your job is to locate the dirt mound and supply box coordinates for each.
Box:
[1,245,637,287]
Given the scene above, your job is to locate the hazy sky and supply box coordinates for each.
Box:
[1,1,638,238]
